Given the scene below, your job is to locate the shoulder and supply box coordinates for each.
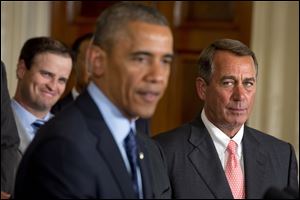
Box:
[154,121,194,140]
[244,126,295,154]
[153,123,194,152]
[51,92,74,114]
[245,126,289,145]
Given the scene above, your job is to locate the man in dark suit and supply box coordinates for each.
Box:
[15,2,174,198]
[1,61,21,199]
[154,39,298,199]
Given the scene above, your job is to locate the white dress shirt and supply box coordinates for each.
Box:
[201,109,245,174]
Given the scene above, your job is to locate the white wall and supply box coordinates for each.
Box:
[1,1,51,96]
[249,1,299,163]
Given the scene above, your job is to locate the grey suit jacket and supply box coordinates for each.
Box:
[1,61,21,194]
[11,106,32,155]
[15,90,171,199]
[154,114,298,199]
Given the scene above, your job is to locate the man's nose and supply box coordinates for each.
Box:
[232,84,246,101]
[145,60,169,83]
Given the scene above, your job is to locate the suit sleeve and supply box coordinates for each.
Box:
[1,61,21,193]
[287,143,299,190]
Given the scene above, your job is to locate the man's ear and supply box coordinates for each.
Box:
[88,45,106,77]
[196,77,207,101]
[16,60,27,79]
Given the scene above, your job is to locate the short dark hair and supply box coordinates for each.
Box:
[93,2,169,51]
[197,38,258,83]
[71,32,94,58]
[19,37,73,69]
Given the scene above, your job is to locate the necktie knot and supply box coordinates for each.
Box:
[125,130,138,165]
[31,119,45,134]
[227,140,237,155]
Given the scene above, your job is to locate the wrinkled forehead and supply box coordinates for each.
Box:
[212,52,257,77]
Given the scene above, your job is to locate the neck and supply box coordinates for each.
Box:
[13,96,49,119]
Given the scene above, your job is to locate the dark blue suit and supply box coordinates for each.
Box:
[51,90,151,135]
[15,91,170,198]
[154,114,298,199]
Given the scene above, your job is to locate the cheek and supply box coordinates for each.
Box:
[248,93,256,107]
[207,88,228,105]
[57,84,66,95]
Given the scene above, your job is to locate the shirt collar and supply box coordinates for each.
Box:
[87,82,136,145]
[11,99,52,124]
[201,109,244,156]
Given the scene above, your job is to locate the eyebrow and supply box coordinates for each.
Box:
[243,77,256,82]
[221,76,256,82]
[40,69,68,81]
[40,69,54,76]
[130,51,174,60]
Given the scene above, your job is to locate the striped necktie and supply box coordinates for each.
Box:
[31,119,45,134]
[124,129,140,198]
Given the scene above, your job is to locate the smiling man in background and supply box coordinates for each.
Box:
[11,37,73,154]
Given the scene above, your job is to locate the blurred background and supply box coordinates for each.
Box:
[1,1,299,164]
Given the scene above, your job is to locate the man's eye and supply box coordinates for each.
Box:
[162,58,172,65]
[222,81,234,86]
[244,81,254,87]
[41,72,52,78]
[58,79,67,85]
[134,56,147,63]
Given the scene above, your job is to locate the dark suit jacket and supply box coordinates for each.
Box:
[154,114,298,199]
[14,90,170,198]
[1,61,21,194]
[50,91,74,114]
[52,90,151,135]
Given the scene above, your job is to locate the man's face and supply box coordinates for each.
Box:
[17,52,72,114]
[197,51,256,135]
[97,21,173,119]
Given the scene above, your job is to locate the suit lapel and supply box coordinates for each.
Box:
[76,91,136,199]
[242,127,267,199]
[188,119,233,199]
[136,133,153,199]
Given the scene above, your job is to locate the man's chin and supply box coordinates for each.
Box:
[34,103,53,113]
[135,107,156,119]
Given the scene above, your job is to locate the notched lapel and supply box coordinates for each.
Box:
[95,126,137,199]
[188,122,233,199]
[136,134,154,199]
[76,91,137,198]
[243,129,267,199]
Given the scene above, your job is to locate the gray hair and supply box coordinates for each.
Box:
[93,2,169,51]
[197,38,258,83]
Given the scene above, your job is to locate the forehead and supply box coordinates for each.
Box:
[212,51,256,77]
[31,52,72,71]
[115,21,173,49]
[33,52,69,63]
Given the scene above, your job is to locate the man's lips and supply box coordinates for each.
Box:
[40,90,56,98]
[137,90,160,103]
[228,107,247,113]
